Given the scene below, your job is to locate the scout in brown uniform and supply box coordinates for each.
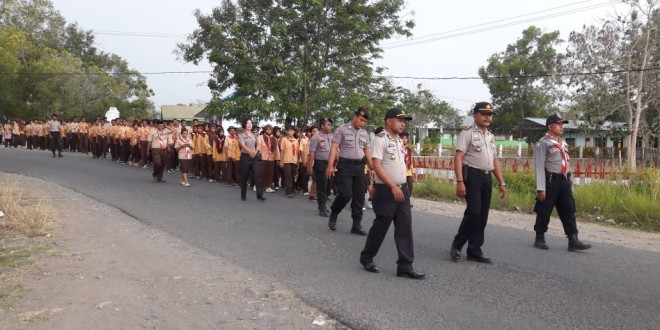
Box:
[360,108,424,279]
[59,120,68,151]
[325,107,374,235]
[212,127,228,182]
[238,118,265,201]
[148,120,173,182]
[279,127,299,198]
[193,125,209,179]
[35,120,45,150]
[450,102,506,264]
[272,126,283,190]
[26,120,35,150]
[258,124,279,193]
[69,117,79,152]
[78,117,89,154]
[89,119,100,158]
[224,126,241,186]
[175,128,194,186]
[101,119,112,159]
[138,120,150,167]
[205,124,216,182]
[296,127,310,195]
[128,122,139,165]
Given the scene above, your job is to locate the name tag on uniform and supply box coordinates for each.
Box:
[550,147,559,153]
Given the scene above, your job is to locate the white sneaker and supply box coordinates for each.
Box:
[367,201,373,209]
[208,179,214,183]
[303,192,309,196]
[253,186,256,191]
[266,188,275,193]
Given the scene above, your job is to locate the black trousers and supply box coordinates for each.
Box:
[296,164,309,193]
[49,131,62,154]
[330,159,367,226]
[534,173,578,236]
[452,167,492,257]
[313,160,331,211]
[360,183,414,271]
[239,153,263,198]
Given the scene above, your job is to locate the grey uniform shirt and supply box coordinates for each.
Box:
[310,132,332,161]
[371,132,407,185]
[332,123,371,160]
[47,120,61,132]
[456,125,495,171]
[534,135,570,191]
[69,122,79,133]
[238,132,258,153]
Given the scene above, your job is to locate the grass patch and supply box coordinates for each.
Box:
[0,181,53,237]
[414,168,660,232]
[0,283,24,309]
[0,244,46,271]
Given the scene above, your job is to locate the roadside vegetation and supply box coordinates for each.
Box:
[414,168,660,232]
[0,181,54,308]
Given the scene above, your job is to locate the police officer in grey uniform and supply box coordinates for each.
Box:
[308,117,334,217]
[533,114,591,251]
[47,113,63,158]
[238,118,266,202]
[359,108,425,279]
[450,102,506,264]
[325,107,374,235]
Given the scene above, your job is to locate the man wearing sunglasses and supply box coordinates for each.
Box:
[450,102,506,264]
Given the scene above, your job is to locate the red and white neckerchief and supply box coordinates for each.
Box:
[289,138,297,157]
[158,130,165,149]
[180,136,192,159]
[545,134,569,177]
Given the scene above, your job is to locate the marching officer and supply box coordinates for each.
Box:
[359,108,425,279]
[308,117,334,217]
[533,114,591,251]
[325,107,374,235]
[450,102,506,264]
[47,114,63,158]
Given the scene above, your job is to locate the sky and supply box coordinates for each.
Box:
[50,0,629,116]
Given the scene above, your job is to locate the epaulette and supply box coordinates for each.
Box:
[375,131,386,137]
[463,125,473,131]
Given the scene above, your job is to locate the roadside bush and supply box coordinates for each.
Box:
[0,182,53,237]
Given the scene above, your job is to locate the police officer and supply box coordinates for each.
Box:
[238,118,266,202]
[359,108,424,279]
[533,114,591,251]
[325,107,373,235]
[450,102,506,264]
[308,117,334,217]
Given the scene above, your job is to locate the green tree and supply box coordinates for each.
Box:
[562,1,659,168]
[397,84,459,141]
[478,26,562,139]
[178,0,414,127]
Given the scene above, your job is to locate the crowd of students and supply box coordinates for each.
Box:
[2,116,415,206]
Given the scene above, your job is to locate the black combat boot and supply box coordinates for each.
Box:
[534,232,549,250]
[568,234,591,251]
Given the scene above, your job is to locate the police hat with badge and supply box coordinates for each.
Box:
[545,113,569,127]
[384,107,413,121]
[472,102,494,115]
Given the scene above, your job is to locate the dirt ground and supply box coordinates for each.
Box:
[0,172,658,330]
[0,172,341,330]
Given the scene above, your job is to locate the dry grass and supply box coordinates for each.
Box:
[0,181,54,238]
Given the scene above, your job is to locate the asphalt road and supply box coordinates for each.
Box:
[1,147,659,329]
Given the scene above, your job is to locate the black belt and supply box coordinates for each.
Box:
[547,171,571,180]
[374,183,407,189]
[314,159,329,162]
[339,157,366,165]
[467,166,492,175]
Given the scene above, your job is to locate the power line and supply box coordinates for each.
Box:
[383,1,615,49]
[3,66,658,79]
[382,0,598,47]
[93,30,187,39]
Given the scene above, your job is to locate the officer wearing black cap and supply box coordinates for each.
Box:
[47,113,63,158]
[533,114,591,251]
[325,106,373,235]
[308,117,334,217]
[359,108,425,279]
[450,102,506,264]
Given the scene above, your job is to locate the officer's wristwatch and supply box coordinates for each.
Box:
[499,182,506,187]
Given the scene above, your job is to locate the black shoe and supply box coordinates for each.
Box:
[568,234,591,251]
[257,195,266,201]
[58,153,62,158]
[466,255,492,264]
[241,197,246,201]
[361,262,380,273]
[450,247,461,261]
[319,209,329,217]
[328,213,337,231]
[534,238,549,250]
[52,154,56,157]
[351,227,367,236]
[396,270,425,279]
